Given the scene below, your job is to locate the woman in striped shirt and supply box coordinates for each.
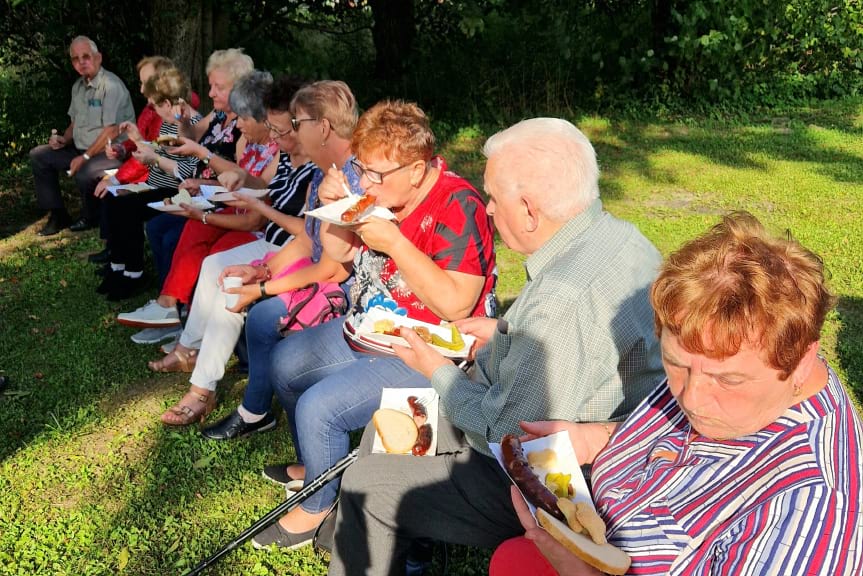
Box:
[493,211,863,576]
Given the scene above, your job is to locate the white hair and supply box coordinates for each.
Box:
[69,36,98,56]
[206,48,255,83]
[482,118,600,220]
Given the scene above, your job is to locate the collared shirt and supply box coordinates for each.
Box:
[432,198,666,456]
[593,365,863,575]
[68,67,135,150]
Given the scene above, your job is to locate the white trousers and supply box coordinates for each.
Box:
[180,238,281,391]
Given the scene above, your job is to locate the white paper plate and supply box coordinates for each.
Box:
[147,197,215,212]
[489,431,594,520]
[372,387,440,457]
[346,308,475,359]
[305,195,395,226]
[107,183,154,196]
[199,185,270,202]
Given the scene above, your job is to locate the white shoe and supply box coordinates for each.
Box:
[130,326,181,345]
[117,300,181,328]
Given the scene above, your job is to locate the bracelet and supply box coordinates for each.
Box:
[259,281,268,298]
[83,152,91,161]
[263,263,272,281]
[201,212,208,225]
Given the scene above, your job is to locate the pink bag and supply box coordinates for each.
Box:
[250,253,348,336]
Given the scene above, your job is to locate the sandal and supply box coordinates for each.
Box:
[148,347,197,373]
[161,390,216,426]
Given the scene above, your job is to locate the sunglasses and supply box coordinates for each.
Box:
[290,117,319,132]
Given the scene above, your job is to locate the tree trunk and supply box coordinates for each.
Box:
[152,0,205,106]
[368,0,415,79]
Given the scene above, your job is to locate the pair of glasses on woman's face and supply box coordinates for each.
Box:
[350,158,412,185]
[264,119,292,138]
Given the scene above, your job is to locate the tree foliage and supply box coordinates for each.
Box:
[1,0,862,167]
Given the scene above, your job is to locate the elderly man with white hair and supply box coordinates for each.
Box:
[29,35,135,236]
[323,118,666,575]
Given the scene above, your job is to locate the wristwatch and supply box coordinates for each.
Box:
[82,153,91,161]
[201,150,213,166]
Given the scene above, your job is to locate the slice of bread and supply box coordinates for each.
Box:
[536,508,631,575]
[373,409,418,454]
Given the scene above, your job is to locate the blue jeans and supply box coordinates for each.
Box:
[266,317,430,513]
[146,213,186,288]
[242,296,291,415]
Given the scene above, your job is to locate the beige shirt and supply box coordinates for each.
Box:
[68,67,135,150]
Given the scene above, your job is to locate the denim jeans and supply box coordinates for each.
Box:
[146,213,186,288]
[263,316,430,514]
[242,295,291,416]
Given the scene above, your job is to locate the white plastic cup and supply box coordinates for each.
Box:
[222,276,243,309]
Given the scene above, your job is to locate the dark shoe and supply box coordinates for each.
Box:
[88,248,110,263]
[262,462,303,487]
[37,212,71,236]
[69,217,95,232]
[201,410,276,441]
[96,269,122,294]
[251,523,316,550]
[107,274,146,301]
[313,502,338,554]
[95,263,111,277]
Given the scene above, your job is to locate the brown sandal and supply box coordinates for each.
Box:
[161,391,216,426]
[148,347,197,373]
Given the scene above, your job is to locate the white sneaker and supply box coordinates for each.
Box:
[117,300,181,328]
[160,336,179,355]
[130,326,182,345]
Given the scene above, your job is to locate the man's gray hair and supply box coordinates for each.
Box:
[483,118,600,220]
[69,36,99,56]
[228,70,273,122]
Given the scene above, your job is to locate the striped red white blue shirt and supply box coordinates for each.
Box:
[592,361,863,575]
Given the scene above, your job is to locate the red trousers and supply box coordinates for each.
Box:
[489,537,557,576]
[161,213,256,304]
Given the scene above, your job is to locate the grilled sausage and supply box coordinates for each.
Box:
[500,434,567,523]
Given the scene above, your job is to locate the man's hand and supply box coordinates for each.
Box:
[49,130,67,150]
[451,317,497,359]
[518,420,613,468]
[510,486,601,575]
[392,327,451,378]
[68,155,87,176]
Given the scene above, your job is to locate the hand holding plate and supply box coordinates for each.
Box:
[391,327,451,379]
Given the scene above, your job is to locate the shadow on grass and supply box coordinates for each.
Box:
[836,296,863,407]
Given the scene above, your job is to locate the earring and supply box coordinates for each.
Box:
[321,139,327,147]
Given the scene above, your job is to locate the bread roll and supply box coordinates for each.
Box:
[373,409,418,454]
[536,508,631,575]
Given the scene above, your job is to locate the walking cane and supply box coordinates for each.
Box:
[184,448,359,576]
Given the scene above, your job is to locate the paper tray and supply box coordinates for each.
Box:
[372,387,440,457]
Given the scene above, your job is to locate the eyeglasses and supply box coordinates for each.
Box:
[264,119,292,138]
[290,117,318,132]
[350,158,411,185]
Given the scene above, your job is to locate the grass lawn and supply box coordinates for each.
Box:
[2,98,863,575]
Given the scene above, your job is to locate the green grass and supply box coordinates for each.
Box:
[2,97,863,574]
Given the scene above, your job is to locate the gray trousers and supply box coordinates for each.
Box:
[29,144,120,222]
[328,415,522,576]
